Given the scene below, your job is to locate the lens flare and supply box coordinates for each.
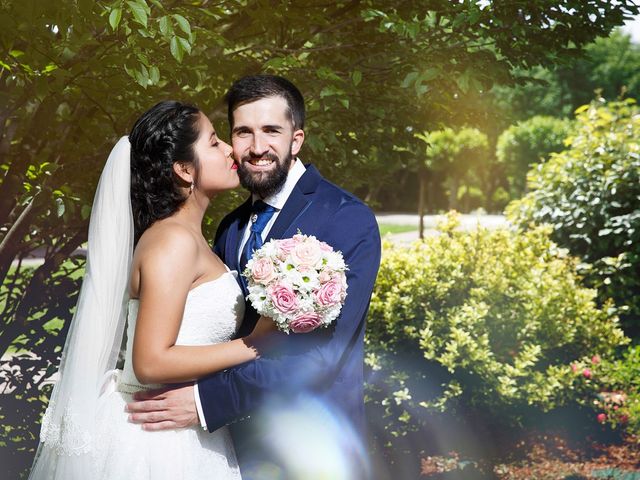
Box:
[251,394,371,479]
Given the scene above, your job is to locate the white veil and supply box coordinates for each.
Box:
[29,136,133,479]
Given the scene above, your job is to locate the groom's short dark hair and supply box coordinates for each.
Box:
[225,75,305,130]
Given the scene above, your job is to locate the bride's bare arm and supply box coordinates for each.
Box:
[131,227,271,385]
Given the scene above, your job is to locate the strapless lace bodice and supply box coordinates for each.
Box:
[118,270,245,393]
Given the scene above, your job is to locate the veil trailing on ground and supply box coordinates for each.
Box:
[29,136,134,479]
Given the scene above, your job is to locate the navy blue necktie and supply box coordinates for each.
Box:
[239,200,277,274]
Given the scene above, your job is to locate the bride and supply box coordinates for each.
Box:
[29,101,272,479]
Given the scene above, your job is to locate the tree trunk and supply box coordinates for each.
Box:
[464,184,470,212]
[365,183,381,206]
[449,177,459,211]
[0,194,40,286]
[426,177,435,213]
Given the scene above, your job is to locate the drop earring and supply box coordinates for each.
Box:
[190,181,194,194]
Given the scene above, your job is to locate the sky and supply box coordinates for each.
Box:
[621,16,640,42]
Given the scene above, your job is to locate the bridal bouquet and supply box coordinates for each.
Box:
[243,233,348,334]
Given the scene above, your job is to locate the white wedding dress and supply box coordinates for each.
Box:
[92,270,244,480]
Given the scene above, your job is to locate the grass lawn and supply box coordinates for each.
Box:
[378,223,417,236]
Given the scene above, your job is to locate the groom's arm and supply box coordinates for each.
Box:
[197,200,381,432]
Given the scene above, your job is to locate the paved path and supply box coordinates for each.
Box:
[375,212,509,244]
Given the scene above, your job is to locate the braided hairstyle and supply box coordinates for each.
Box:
[129,100,201,244]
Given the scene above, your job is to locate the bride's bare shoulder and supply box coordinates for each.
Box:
[129,220,200,297]
[133,220,199,264]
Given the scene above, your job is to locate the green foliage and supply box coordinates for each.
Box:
[586,30,640,100]
[415,128,458,172]
[492,66,572,121]
[507,99,640,334]
[492,30,640,122]
[2,1,639,476]
[496,116,573,198]
[597,346,640,436]
[416,127,488,175]
[571,345,640,437]
[0,258,84,478]
[414,127,488,211]
[366,213,628,440]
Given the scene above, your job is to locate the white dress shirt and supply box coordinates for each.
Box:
[194,159,307,429]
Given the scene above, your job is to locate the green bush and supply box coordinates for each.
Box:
[507,99,640,335]
[496,115,573,198]
[0,259,84,479]
[366,213,628,437]
[596,345,640,435]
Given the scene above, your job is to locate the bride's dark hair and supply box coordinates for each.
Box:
[129,100,201,244]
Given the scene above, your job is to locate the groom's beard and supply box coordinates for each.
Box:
[237,149,293,199]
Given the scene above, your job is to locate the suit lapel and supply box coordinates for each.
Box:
[266,164,321,241]
[266,189,309,241]
[227,166,321,296]
[226,197,252,273]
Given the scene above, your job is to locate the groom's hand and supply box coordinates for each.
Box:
[126,383,199,431]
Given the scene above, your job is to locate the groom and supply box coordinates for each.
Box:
[128,75,381,478]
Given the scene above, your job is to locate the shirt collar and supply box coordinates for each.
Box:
[252,158,306,210]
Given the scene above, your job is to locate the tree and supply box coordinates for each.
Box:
[496,115,574,198]
[586,29,640,99]
[413,128,456,236]
[4,0,637,358]
[415,127,488,234]
[454,127,490,211]
[2,1,639,476]
[493,30,640,122]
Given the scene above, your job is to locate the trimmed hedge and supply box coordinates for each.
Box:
[366,214,628,439]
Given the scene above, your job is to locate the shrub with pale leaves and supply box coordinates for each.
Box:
[366,213,628,432]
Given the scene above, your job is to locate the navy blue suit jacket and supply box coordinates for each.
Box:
[198,165,380,476]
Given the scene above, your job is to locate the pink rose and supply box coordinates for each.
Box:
[571,363,578,373]
[291,239,322,267]
[583,368,592,379]
[318,270,331,284]
[596,413,607,424]
[290,312,322,333]
[333,272,347,286]
[250,257,277,285]
[619,414,629,424]
[269,283,299,314]
[314,277,344,307]
[319,241,333,252]
[277,238,297,258]
[591,355,601,365]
